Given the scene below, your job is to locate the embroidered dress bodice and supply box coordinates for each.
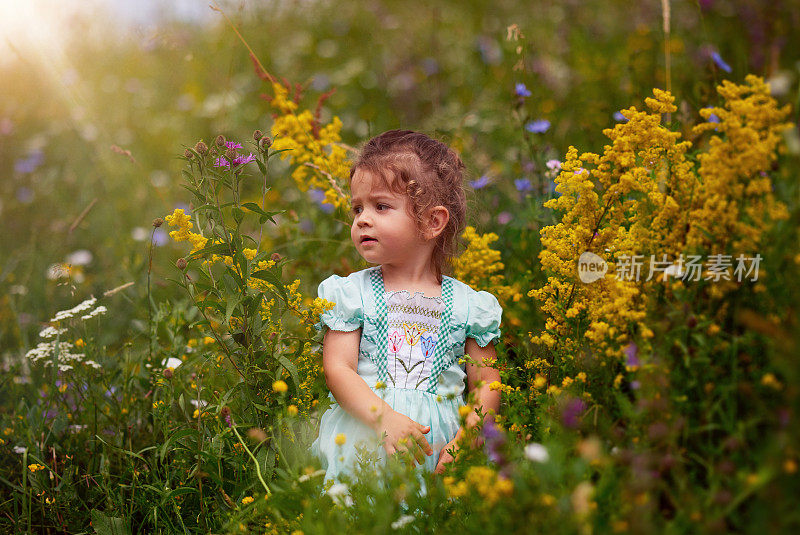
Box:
[384,290,445,391]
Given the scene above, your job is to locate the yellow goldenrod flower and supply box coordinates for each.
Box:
[272,380,288,393]
[28,464,46,472]
[287,405,298,416]
[241,496,254,505]
[334,433,346,446]
[458,405,472,419]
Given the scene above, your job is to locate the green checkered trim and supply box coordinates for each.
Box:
[369,268,390,384]
[425,276,453,393]
[370,267,454,392]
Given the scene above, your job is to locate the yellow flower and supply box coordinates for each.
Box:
[334,433,346,446]
[533,375,547,389]
[241,496,254,505]
[272,380,288,393]
[203,336,215,345]
[287,405,298,416]
[28,464,46,472]
[74,338,85,348]
[458,405,472,419]
[374,381,386,390]
[488,380,502,391]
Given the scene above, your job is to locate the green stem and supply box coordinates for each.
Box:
[230,425,271,496]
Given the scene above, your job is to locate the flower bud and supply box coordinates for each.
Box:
[271,252,282,262]
[176,258,188,270]
[184,149,193,159]
[220,406,231,419]
[253,129,263,141]
[195,141,208,155]
[152,218,164,228]
[226,147,238,161]
[259,136,272,149]
[162,368,174,380]
[215,135,226,147]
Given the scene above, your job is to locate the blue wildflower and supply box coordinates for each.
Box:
[613,111,628,122]
[514,178,533,192]
[309,188,334,213]
[524,119,550,134]
[703,106,720,123]
[515,83,532,98]
[469,175,491,189]
[711,51,732,73]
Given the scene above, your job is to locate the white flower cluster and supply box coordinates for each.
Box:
[25,341,85,372]
[326,482,354,507]
[50,297,97,322]
[81,305,107,320]
[39,326,67,339]
[391,514,415,530]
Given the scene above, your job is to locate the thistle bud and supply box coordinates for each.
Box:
[195,141,208,155]
[253,129,263,141]
[215,135,226,147]
[271,252,282,262]
[176,258,188,270]
[152,218,164,228]
[225,147,238,161]
[259,136,272,149]
[184,149,193,159]
[220,406,231,419]
[162,367,174,380]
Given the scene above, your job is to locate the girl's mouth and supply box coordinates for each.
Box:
[361,237,377,243]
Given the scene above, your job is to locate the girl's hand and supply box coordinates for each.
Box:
[378,410,433,467]
[434,437,460,474]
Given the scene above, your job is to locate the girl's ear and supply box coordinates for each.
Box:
[424,205,450,240]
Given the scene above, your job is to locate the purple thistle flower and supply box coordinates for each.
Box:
[213,157,230,168]
[525,119,551,134]
[225,141,243,149]
[514,178,533,192]
[515,83,532,98]
[231,153,256,167]
[710,51,732,73]
[469,175,491,189]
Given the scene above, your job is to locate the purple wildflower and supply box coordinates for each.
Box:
[546,160,561,171]
[497,212,512,224]
[711,51,732,73]
[561,397,586,429]
[482,419,507,467]
[613,111,628,122]
[231,153,256,167]
[225,141,243,149]
[515,83,532,98]
[469,175,491,189]
[624,342,639,367]
[525,119,551,134]
[152,228,168,247]
[213,157,230,168]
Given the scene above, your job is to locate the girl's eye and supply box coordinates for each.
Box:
[351,206,362,214]
[377,203,389,211]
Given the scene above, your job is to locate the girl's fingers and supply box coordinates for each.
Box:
[411,429,433,455]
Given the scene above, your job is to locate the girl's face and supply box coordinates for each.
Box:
[349,168,426,266]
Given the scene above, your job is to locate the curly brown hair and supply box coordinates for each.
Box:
[349,130,466,283]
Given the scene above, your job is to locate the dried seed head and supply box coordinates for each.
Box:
[184,149,193,159]
[215,135,226,147]
[152,218,164,228]
[259,136,272,149]
[162,368,174,380]
[271,252,282,262]
[195,141,208,155]
[176,258,188,270]
[225,147,238,161]
[253,129,263,141]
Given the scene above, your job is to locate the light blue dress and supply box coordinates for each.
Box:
[310,266,502,492]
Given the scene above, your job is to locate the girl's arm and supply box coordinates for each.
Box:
[457,336,501,444]
[322,327,393,431]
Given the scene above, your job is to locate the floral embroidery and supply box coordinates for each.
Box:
[388,330,404,385]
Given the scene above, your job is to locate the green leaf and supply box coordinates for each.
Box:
[188,243,231,260]
[241,202,283,225]
[91,509,131,535]
[279,355,300,392]
[256,159,267,175]
[159,428,199,462]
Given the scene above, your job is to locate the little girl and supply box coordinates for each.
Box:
[310,130,503,491]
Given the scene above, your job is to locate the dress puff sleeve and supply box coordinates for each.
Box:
[465,289,503,347]
[314,274,363,333]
